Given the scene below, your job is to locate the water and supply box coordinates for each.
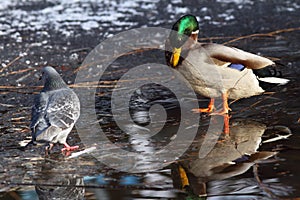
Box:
[0,0,299,199]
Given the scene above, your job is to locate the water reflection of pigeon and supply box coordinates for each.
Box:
[30,66,80,154]
[35,178,85,200]
[35,159,85,200]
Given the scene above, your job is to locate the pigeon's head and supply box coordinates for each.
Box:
[41,66,67,91]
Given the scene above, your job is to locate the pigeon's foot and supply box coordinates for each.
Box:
[45,143,54,156]
[61,143,79,152]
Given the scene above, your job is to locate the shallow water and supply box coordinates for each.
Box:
[0,0,299,199]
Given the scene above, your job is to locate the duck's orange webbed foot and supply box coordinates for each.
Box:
[192,99,215,113]
[210,107,231,116]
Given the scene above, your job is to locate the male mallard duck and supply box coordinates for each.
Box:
[30,66,80,155]
[165,15,289,133]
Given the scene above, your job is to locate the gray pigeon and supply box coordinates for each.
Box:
[30,66,80,154]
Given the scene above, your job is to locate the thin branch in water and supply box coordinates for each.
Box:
[231,92,277,114]
[0,68,35,77]
[0,48,30,74]
[223,27,300,45]
[253,163,279,199]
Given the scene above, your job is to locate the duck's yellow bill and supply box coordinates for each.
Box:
[178,165,189,188]
[170,47,181,67]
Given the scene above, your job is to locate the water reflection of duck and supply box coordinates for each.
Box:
[171,120,277,197]
[165,15,289,134]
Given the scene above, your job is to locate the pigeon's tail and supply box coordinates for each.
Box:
[252,64,290,88]
[18,140,36,151]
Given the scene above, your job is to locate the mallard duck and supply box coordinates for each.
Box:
[30,66,80,155]
[165,15,289,133]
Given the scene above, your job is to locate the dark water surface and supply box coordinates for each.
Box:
[0,0,299,199]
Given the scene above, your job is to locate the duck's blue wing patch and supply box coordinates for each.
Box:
[228,63,245,71]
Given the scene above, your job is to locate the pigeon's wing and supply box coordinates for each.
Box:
[31,88,80,142]
[46,88,80,130]
[30,93,50,140]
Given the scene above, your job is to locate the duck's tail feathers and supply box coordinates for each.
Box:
[253,64,290,86]
[253,65,282,78]
[257,77,290,85]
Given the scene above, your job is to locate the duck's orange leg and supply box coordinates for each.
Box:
[192,93,231,134]
[210,93,231,115]
[223,114,230,135]
[192,98,215,113]
[210,93,231,134]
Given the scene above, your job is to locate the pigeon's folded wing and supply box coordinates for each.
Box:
[30,93,49,136]
[46,88,80,130]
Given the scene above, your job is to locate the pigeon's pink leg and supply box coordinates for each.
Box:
[61,143,79,152]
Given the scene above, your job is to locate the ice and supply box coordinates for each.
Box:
[81,21,99,31]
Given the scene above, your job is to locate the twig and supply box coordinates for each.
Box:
[232,92,276,114]
[0,68,35,77]
[0,56,23,74]
[0,48,30,74]
[75,27,300,73]
[223,27,300,45]
[253,164,280,199]
[74,46,160,73]
[263,134,292,143]
[70,47,90,53]
[198,36,235,41]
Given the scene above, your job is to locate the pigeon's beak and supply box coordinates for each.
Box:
[38,72,44,81]
[170,47,181,67]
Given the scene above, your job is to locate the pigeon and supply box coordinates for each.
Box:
[30,66,80,155]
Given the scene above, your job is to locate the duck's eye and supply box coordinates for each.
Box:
[184,29,191,36]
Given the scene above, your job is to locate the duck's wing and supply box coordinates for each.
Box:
[199,43,274,69]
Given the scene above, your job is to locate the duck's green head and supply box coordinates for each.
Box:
[169,15,199,67]
[170,15,199,47]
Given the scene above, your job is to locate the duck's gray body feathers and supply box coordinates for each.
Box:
[176,43,272,99]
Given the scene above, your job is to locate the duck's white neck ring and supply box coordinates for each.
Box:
[191,30,199,34]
